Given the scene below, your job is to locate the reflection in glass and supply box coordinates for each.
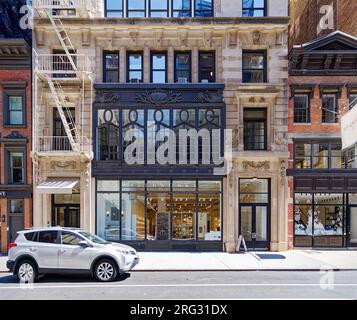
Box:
[198,193,221,240]
[295,143,311,168]
[256,206,267,241]
[97,193,120,241]
[121,193,145,240]
[147,192,171,240]
[172,193,196,240]
[241,206,252,241]
[312,143,329,169]
[97,109,120,160]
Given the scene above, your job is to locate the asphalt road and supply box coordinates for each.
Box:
[0,271,356,299]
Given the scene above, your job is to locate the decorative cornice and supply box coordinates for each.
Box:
[135,90,182,106]
[242,161,270,170]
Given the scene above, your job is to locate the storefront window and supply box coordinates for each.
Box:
[198,193,221,240]
[96,179,222,242]
[294,193,313,236]
[312,143,329,169]
[121,192,145,240]
[294,193,345,238]
[97,193,120,241]
[97,109,120,160]
[295,143,311,168]
[314,194,344,236]
[331,143,343,168]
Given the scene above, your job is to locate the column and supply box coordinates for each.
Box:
[167,46,174,83]
[144,46,150,83]
[120,46,126,83]
[192,46,198,83]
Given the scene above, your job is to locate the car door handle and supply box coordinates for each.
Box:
[60,249,67,253]
[29,247,37,252]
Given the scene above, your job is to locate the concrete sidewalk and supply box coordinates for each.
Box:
[1,250,357,272]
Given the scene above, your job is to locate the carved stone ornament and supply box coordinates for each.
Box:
[232,126,239,148]
[95,92,121,104]
[242,161,270,170]
[253,30,261,44]
[280,160,286,179]
[196,91,223,103]
[136,90,182,106]
[50,161,77,170]
[274,130,288,146]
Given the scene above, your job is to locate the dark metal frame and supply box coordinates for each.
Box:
[174,51,192,83]
[7,198,24,245]
[104,0,124,17]
[149,0,169,17]
[150,51,168,83]
[242,0,267,17]
[242,50,267,83]
[4,146,26,185]
[198,51,216,83]
[103,51,120,83]
[293,192,347,248]
[243,108,267,151]
[194,0,214,17]
[126,0,146,17]
[95,178,223,250]
[3,88,26,127]
[321,93,338,123]
[126,51,144,83]
[293,93,311,124]
[238,178,271,250]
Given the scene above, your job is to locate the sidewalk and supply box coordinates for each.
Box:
[1,250,357,272]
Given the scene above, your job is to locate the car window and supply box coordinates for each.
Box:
[38,231,58,244]
[24,232,37,242]
[61,232,82,246]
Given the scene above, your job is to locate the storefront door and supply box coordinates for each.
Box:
[53,205,80,228]
[348,205,357,247]
[240,204,269,249]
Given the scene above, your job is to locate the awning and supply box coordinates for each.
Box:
[37,178,79,194]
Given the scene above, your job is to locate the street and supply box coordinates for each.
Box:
[0,271,356,299]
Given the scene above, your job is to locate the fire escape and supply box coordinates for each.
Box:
[32,0,94,158]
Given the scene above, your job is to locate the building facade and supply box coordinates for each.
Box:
[0,0,32,253]
[287,31,357,248]
[32,0,290,251]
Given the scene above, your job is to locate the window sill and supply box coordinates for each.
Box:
[3,125,27,128]
[293,122,311,125]
[321,123,339,125]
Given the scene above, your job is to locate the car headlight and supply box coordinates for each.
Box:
[117,249,136,255]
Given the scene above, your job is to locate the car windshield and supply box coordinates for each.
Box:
[79,231,109,245]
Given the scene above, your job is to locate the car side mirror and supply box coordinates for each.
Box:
[79,240,90,248]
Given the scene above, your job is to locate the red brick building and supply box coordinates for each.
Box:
[287,31,357,248]
[0,39,32,253]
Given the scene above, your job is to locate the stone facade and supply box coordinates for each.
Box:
[32,0,290,251]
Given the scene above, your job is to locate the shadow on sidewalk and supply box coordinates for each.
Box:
[255,254,286,260]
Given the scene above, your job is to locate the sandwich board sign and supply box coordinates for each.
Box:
[236,235,248,253]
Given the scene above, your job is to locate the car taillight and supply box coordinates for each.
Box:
[8,243,17,250]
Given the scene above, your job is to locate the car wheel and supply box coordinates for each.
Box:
[17,260,37,283]
[94,259,118,282]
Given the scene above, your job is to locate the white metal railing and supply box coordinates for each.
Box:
[36,136,92,153]
[33,0,95,10]
[34,54,94,75]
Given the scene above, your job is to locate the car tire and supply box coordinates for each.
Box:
[94,259,118,282]
[16,260,37,284]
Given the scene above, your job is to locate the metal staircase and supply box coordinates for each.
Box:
[33,0,93,156]
[46,76,80,151]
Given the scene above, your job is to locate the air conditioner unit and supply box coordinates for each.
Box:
[178,77,188,83]
[201,79,209,83]
[130,78,140,83]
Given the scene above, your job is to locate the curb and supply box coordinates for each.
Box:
[129,268,357,272]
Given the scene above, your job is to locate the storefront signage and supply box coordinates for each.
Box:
[341,106,357,150]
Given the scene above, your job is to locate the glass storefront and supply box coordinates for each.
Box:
[294,193,350,247]
[96,180,222,243]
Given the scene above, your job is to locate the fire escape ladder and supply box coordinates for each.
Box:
[46,10,78,72]
[46,75,80,152]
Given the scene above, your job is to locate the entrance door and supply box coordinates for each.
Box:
[348,206,357,247]
[240,204,269,249]
[54,206,80,228]
[9,215,24,243]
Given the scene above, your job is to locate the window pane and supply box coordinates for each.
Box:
[295,143,311,168]
[294,94,310,123]
[9,96,23,125]
[105,53,119,70]
[172,193,196,240]
[314,194,344,236]
[38,231,58,244]
[152,71,166,83]
[97,180,120,192]
[151,0,167,9]
[152,54,166,69]
[243,109,266,150]
[198,193,221,240]
[195,0,213,17]
[106,0,122,10]
[97,193,120,241]
[97,109,119,160]
[147,192,170,240]
[312,143,329,169]
[322,94,338,123]
[175,53,190,82]
[199,52,215,82]
[128,0,145,9]
[122,180,145,191]
[242,52,265,83]
[294,193,313,236]
[173,0,190,10]
[121,193,145,240]
[331,143,343,168]
[61,232,82,246]
[9,199,24,213]
[106,11,123,17]
[172,180,196,191]
[198,181,221,192]
[10,152,24,183]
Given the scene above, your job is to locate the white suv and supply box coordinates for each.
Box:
[7,227,139,283]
